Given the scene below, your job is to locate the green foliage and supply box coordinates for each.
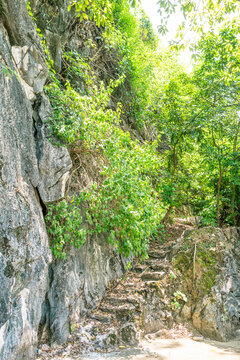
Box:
[0,2,6,17]
[169,270,177,281]
[190,24,240,225]
[38,0,180,259]
[157,0,240,43]
[68,0,113,28]
[32,0,240,262]
[46,198,87,259]
[70,323,76,334]
[45,53,164,258]
[67,0,140,28]
[171,290,187,310]
[152,19,240,226]
[103,0,163,126]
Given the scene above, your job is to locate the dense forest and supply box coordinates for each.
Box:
[30,0,240,259]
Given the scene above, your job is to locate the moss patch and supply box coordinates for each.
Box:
[173,238,220,300]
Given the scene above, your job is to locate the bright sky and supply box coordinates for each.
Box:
[140,0,192,68]
[140,0,183,44]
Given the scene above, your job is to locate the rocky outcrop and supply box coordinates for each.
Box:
[0,3,71,359]
[1,0,41,48]
[36,241,174,358]
[0,2,127,359]
[37,225,240,359]
[0,23,49,360]
[39,236,125,345]
[173,227,240,341]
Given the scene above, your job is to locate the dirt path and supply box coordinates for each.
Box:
[138,337,240,360]
[37,223,240,360]
[49,336,240,360]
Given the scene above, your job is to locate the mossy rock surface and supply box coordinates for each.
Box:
[173,228,222,298]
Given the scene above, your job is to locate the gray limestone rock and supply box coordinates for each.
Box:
[174,227,240,341]
[0,1,127,358]
[119,323,137,346]
[45,30,62,73]
[1,0,41,47]
[11,45,49,95]
[0,6,71,359]
[0,22,51,359]
[35,95,72,203]
[45,236,124,344]
[37,139,71,203]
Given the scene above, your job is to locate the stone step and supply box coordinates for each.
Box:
[145,258,169,265]
[134,287,147,295]
[115,285,145,295]
[99,304,118,314]
[141,271,165,281]
[117,282,144,294]
[150,263,169,272]
[90,312,112,324]
[99,303,137,323]
[114,285,145,296]
[122,282,138,287]
[119,282,145,293]
[145,261,170,272]
[115,304,136,321]
[105,295,143,306]
[144,280,166,293]
[99,303,136,315]
[133,264,148,273]
[148,250,169,259]
[118,322,138,345]
[113,288,133,296]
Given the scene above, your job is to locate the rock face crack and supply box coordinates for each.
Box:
[32,94,44,163]
[32,94,72,204]
[33,187,47,217]
[38,265,54,344]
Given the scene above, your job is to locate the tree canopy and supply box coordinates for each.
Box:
[28,0,240,258]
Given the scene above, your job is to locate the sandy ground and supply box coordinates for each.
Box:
[138,337,240,360]
[51,336,240,360]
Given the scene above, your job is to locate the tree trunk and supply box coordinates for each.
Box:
[162,146,178,224]
[231,119,240,225]
[217,161,222,227]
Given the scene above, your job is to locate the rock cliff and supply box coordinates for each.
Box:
[0,1,124,359]
[173,227,240,341]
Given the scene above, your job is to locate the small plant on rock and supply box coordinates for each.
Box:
[171,291,187,311]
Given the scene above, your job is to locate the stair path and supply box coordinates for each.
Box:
[36,224,193,358]
[67,243,175,353]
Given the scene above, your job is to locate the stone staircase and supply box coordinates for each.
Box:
[68,242,176,353]
[37,224,192,358]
